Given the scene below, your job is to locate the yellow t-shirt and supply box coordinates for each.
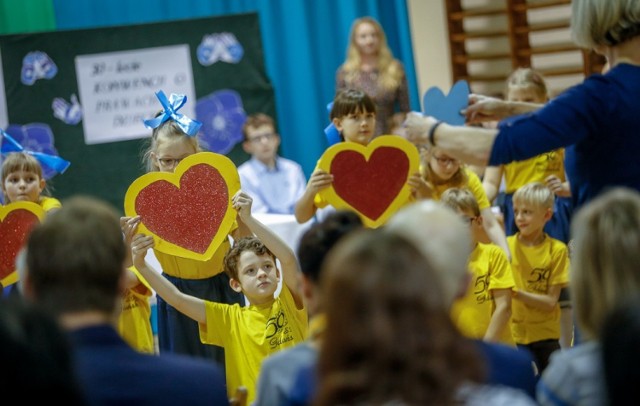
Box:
[199,284,308,403]
[451,243,515,345]
[40,196,62,212]
[117,267,154,354]
[507,234,570,344]
[431,167,491,210]
[503,149,565,194]
[154,240,229,279]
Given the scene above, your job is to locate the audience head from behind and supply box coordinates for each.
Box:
[386,200,472,307]
[571,187,640,340]
[314,229,484,405]
[23,195,126,324]
[601,296,640,404]
[0,298,86,404]
[296,210,363,315]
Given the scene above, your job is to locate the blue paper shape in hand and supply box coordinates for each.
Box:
[422,80,470,125]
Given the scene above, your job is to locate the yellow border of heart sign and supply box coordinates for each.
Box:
[0,201,46,287]
[124,152,240,261]
[317,135,420,228]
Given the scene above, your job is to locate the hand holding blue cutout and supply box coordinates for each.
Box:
[422,80,470,125]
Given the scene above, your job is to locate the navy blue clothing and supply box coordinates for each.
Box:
[476,341,537,398]
[69,325,229,406]
[490,63,640,208]
[286,339,537,405]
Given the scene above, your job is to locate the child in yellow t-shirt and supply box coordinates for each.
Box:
[129,190,307,404]
[441,188,515,345]
[508,182,569,374]
[117,267,154,354]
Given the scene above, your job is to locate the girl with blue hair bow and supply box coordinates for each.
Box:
[121,91,248,365]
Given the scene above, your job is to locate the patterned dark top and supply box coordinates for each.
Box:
[336,62,410,136]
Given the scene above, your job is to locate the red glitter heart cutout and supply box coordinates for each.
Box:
[135,164,228,254]
[330,147,409,220]
[0,209,40,280]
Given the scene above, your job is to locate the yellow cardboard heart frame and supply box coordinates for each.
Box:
[124,152,240,261]
[317,135,420,228]
[0,201,46,287]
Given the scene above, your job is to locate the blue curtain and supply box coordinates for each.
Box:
[50,0,418,176]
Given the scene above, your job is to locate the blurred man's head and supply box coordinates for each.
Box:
[386,200,472,306]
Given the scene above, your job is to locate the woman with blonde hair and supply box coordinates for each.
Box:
[336,16,410,136]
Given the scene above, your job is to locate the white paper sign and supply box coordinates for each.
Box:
[0,49,8,129]
[75,45,195,144]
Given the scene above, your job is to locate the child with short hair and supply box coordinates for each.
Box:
[294,88,421,225]
[129,190,307,404]
[441,188,515,345]
[238,113,307,214]
[509,182,569,373]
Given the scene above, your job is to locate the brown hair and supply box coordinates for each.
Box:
[441,187,481,217]
[26,196,126,318]
[1,152,48,202]
[223,236,276,281]
[330,88,376,121]
[505,68,549,102]
[314,229,483,405]
[242,113,276,141]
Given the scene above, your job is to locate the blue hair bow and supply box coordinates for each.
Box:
[143,91,202,137]
[1,129,71,175]
[324,101,341,146]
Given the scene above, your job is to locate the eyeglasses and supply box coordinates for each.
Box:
[432,155,459,166]
[246,133,276,144]
[156,157,185,168]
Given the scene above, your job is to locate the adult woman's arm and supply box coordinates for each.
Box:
[403,113,497,166]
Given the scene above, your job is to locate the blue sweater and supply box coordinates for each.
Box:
[490,63,640,208]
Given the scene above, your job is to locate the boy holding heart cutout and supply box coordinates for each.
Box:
[128,190,307,404]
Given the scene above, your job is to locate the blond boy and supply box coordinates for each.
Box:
[509,182,569,373]
[441,188,515,345]
[129,191,307,403]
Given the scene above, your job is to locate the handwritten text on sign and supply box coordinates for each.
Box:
[75,45,195,145]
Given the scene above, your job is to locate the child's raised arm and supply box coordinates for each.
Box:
[124,218,207,324]
[233,190,303,308]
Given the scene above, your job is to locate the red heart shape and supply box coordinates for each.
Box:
[330,147,409,220]
[135,164,228,254]
[0,209,41,280]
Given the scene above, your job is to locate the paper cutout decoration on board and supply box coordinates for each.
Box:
[0,202,46,286]
[317,135,419,228]
[124,152,240,261]
[422,80,470,125]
